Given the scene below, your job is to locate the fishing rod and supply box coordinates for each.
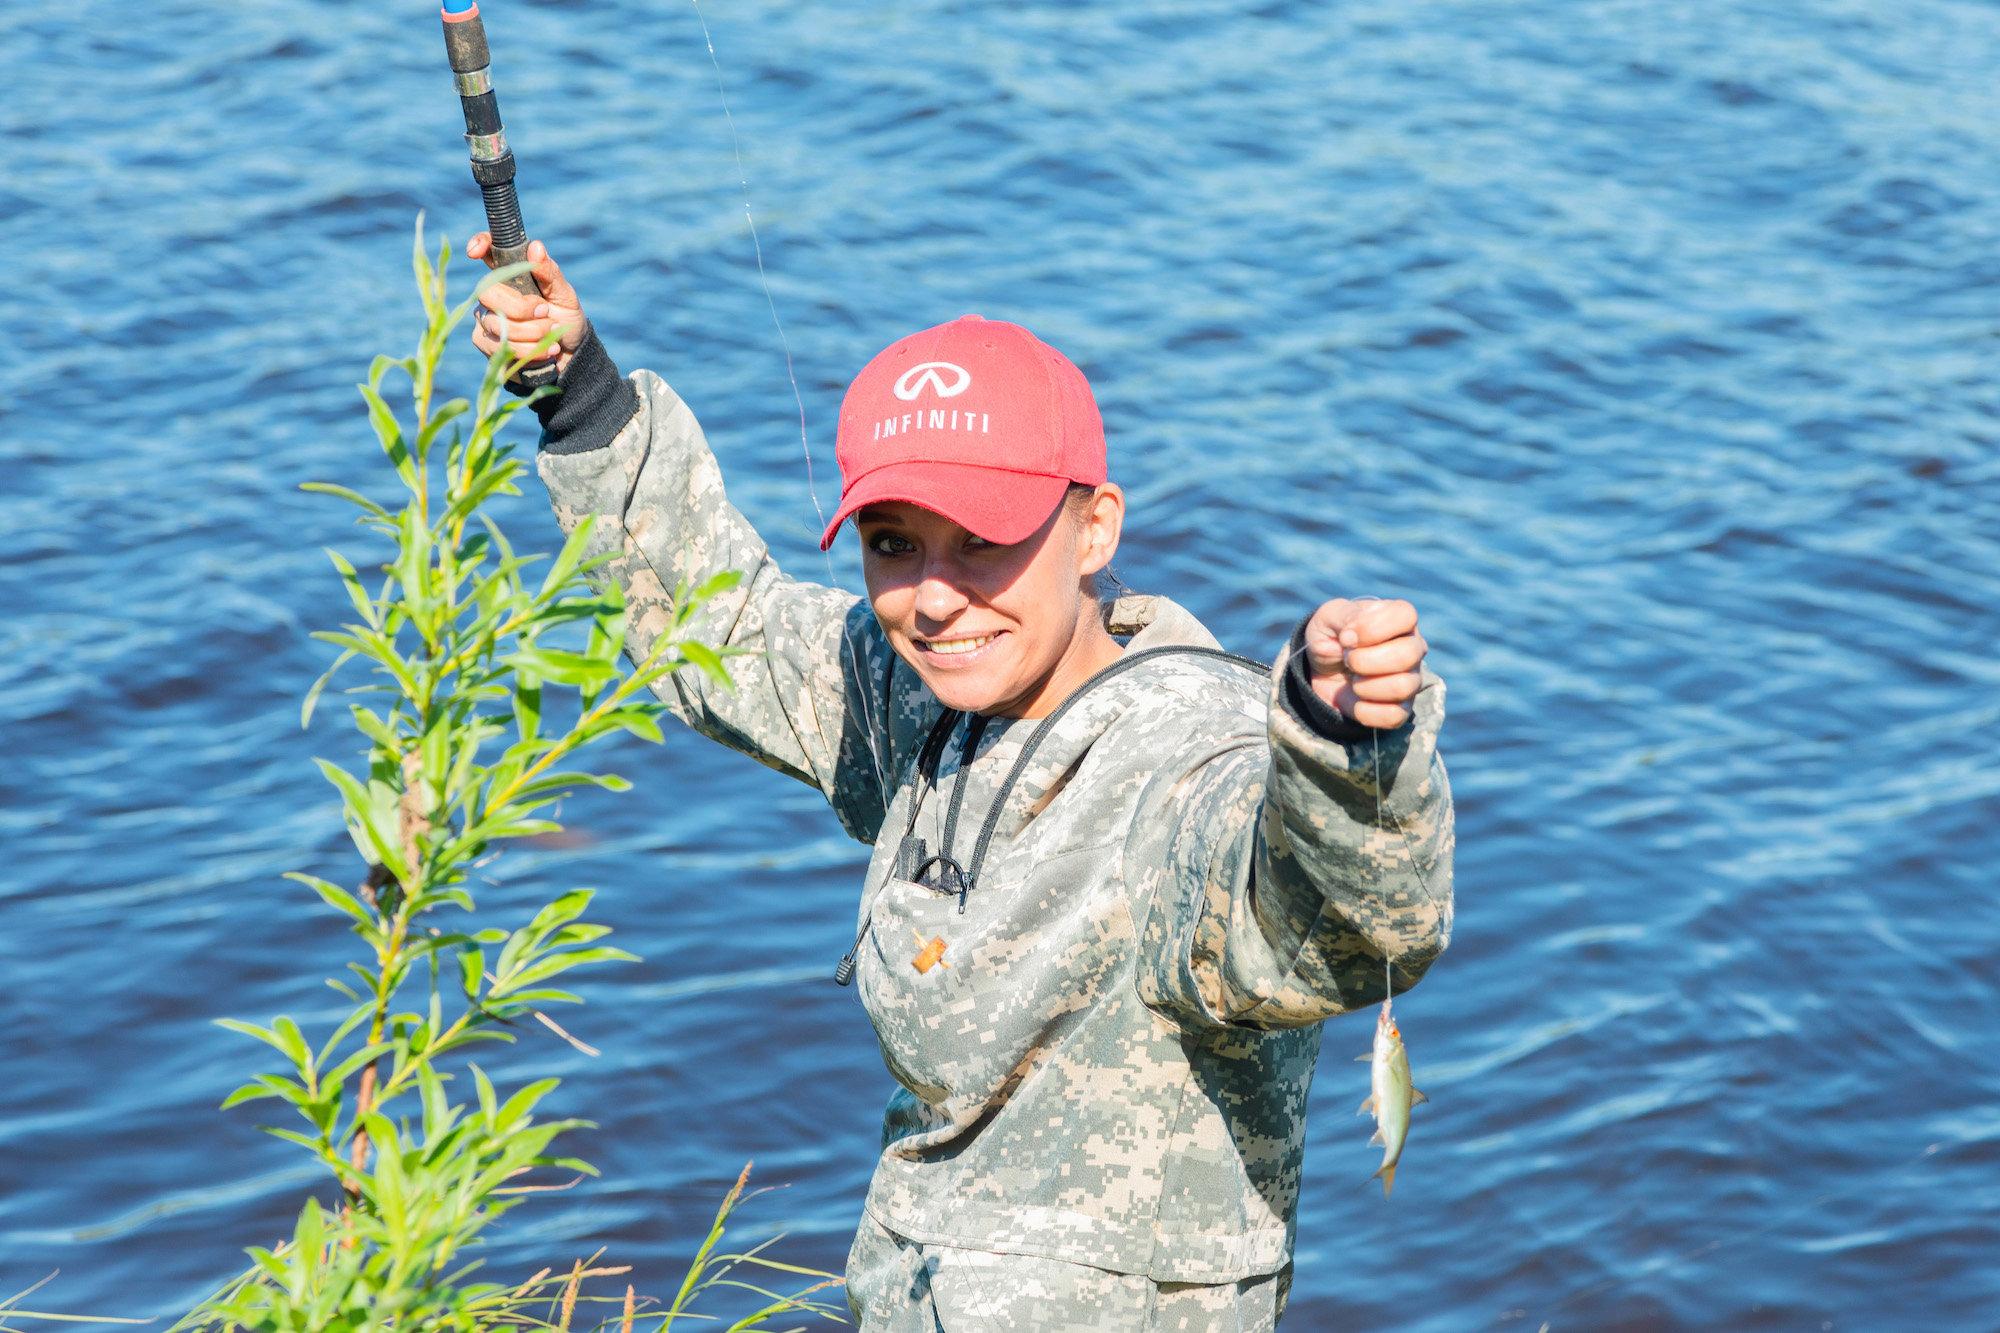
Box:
[440,0,557,389]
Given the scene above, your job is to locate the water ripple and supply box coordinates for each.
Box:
[6,0,1998,1324]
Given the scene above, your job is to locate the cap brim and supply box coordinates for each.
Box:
[819,461,1072,551]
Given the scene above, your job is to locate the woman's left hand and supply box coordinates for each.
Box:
[1302,598,1427,729]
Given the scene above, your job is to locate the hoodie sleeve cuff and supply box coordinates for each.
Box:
[526,324,641,456]
[1280,615,1385,745]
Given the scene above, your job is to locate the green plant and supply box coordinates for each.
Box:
[177,221,843,1333]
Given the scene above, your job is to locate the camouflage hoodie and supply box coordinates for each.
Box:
[533,342,1454,1284]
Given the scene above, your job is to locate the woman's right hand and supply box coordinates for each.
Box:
[465,234,588,376]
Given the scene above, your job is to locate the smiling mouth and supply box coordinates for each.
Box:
[916,632,1000,657]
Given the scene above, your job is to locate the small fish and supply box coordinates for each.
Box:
[1356,998,1427,1197]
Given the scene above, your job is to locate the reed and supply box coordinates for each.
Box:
[172,220,844,1333]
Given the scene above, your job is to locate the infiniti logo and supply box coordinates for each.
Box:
[893,361,973,401]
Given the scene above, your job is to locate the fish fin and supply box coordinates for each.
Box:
[1355,1053,1372,1062]
[1412,1087,1429,1106]
[1371,1162,1396,1198]
[1357,1094,1375,1115]
[1369,1128,1385,1146]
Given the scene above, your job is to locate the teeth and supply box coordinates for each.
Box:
[924,634,995,656]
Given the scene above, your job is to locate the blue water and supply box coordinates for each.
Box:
[6,0,1999,1326]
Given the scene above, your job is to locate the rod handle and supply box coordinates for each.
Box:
[487,241,542,299]
[485,240,558,389]
[446,6,555,390]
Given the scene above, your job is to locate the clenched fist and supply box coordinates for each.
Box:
[1302,598,1427,729]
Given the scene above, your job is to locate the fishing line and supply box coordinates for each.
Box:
[1351,622,1943,1314]
[1380,729,1446,938]
[687,0,823,536]
[687,0,891,801]
[1375,727,1393,1005]
[1350,596,1441,994]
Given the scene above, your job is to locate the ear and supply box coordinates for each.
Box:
[1076,483,1125,578]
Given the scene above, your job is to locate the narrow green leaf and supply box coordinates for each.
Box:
[298,482,390,528]
[311,995,376,1070]
[313,759,407,885]
[440,456,525,530]
[270,1016,312,1071]
[468,261,536,302]
[325,1042,394,1086]
[417,396,471,461]
[348,704,403,753]
[507,771,631,804]
[688,568,745,606]
[285,873,376,929]
[536,514,597,600]
[356,383,414,487]
[300,648,358,729]
[322,549,382,630]
[525,888,594,938]
[677,639,731,686]
[501,646,618,688]
[220,1082,283,1110]
[490,948,638,998]
[492,1078,561,1132]
[512,674,541,745]
[214,1018,289,1056]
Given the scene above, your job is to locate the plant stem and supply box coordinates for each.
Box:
[347,1062,378,1196]
[481,664,658,816]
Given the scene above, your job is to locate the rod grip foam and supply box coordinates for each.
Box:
[441,8,489,71]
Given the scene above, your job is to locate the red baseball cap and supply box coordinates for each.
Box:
[821,314,1106,550]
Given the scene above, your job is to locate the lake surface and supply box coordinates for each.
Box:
[6,0,1999,1327]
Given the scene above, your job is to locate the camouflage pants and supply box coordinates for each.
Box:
[845,1214,1290,1333]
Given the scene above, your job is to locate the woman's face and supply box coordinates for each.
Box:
[857,487,1124,717]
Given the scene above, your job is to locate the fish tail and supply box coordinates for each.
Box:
[1373,1162,1396,1197]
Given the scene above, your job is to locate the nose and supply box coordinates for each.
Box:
[913,557,970,627]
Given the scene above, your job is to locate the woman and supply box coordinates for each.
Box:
[469,236,1453,1332]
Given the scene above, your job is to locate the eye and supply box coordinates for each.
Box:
[962,534,997,552]
[867,532,915,557]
